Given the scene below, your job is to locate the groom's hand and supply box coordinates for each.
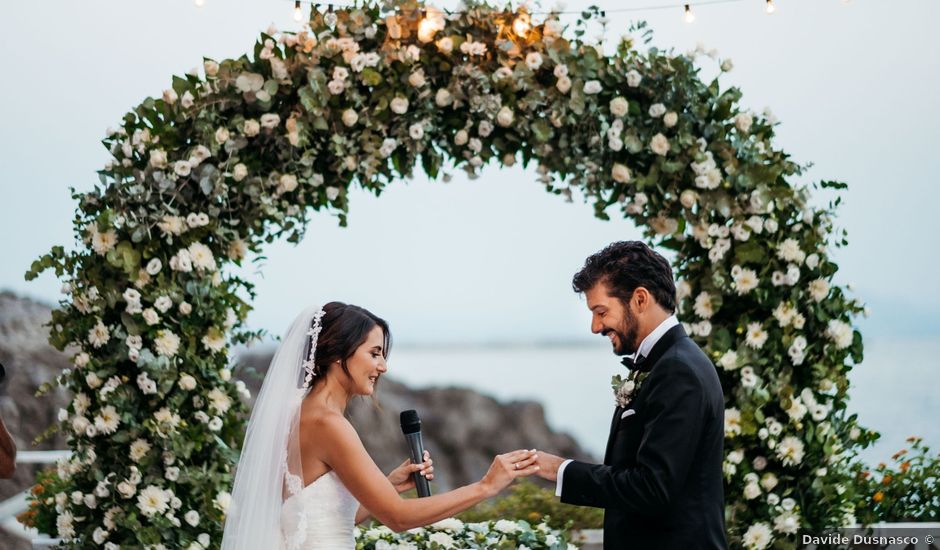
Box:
[533,451,566,482]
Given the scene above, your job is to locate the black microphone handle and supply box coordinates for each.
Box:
[403,432,432,498]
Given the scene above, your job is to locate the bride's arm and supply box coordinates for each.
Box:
[318,414,539,532]
[355,454,435,525]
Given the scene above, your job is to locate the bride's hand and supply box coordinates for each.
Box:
[480,449,539,497]
[388,450,434,493]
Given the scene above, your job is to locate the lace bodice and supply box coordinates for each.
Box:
[281,471,360,550]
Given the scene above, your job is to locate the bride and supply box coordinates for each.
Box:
[221,302,540,549]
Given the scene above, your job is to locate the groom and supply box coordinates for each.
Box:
[535,241,727,549]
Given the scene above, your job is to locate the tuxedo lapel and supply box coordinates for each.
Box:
[603,405,623,465]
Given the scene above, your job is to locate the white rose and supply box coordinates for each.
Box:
[179,374,197,391]
[163,89,178,105]
[408,70,426,88]
[409,123,424,140]
[664,112,678,127]
[436,36,454,54]
[497,106,514,127]
[648,103,666,118]
[611,163,632,184]
[390,97,409,115]
[555,75,572,94]
[525,52,543,70]
[626,69,642,87]
[243,119,260,137]
[583,80,602,94]
[232,163,248,182]
[735,112,753,133]
[680,189,697,209]
[214,127,230,144]
[260,113,280,129]
[721,58,734,72]
[610,97,629,117]
[435,88,453,107]
[149,149,168,169]
[650,133,670,156]
[454,129,469,146]
[142,308,160,326]
[342,109,358,127]
[326,187,340,201]
[173,160,192,177]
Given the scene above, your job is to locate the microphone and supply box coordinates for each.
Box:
[399,410,431,498]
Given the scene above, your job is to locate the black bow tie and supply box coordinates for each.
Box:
[622,354,650,372]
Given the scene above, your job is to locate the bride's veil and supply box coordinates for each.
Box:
[221,305,321,550]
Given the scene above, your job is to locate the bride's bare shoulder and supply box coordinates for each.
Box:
[301,405,357,440]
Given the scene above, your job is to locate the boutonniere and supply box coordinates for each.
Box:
[611,369,650,408]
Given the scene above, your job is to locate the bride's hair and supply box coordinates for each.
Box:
[305,301,392,384]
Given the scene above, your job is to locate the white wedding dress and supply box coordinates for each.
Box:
[281,471,360,550]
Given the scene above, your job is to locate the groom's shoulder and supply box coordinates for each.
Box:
[656,337,720,387]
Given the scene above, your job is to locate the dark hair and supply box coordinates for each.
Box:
[572,241,677,312]
[307,302,391,383]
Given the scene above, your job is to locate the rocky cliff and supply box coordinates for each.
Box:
[0,292,593,548]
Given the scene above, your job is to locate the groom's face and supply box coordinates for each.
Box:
[585,283,640,356]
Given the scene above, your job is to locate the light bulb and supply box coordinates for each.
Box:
[417,18,437,43]
[765,0,776,14]
[683,4,695,23]
[194,0,205,7]
[513,13,531,37]
[293,1,303,22]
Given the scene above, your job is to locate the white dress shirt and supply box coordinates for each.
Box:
[555,314,680,497]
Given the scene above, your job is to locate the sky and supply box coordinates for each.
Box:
[1,0,939,345]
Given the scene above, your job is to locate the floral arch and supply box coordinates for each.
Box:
[27,1,871,547]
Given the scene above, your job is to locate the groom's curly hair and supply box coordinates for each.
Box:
[572,241,677,312]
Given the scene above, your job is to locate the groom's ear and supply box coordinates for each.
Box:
[632,287,654,313]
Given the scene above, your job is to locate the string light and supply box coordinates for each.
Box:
[417,13,437,43]
[765,0,776,14]
[683,4,695,23]
[293,0,303,22]
[512,10,532,37]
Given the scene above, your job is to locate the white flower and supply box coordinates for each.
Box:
[692,320,712,337]
[664,111,678,127]
[202,329,226,353]
[235,72,264,93]
[718,350,739,371]
[777,238,806,264]
[149,149,169,169]
[179,374,197,391]
[56,510,76,539]
[179,302,192,315]
[94,406,120,435]
[805,253,820,270]
[764,218,779,233]
[88,225,118,256]
[137,372,158,395]
[808,278,830,302]
[583,80,602,94]
[326,187,340,201]
[625,69,642,87]
[776,436,805,466]
[693,291,714,319]
[409,123,425,140]
[459,40,487,56]
[198,533,211,547]
[342,109,358,127]
[142,308,160,326]
[435,88,453,107]
[88,319,111,348]
[650,133,670,156]
[742,522,773,549]
[774,510,801,534]
[454,129,469,146]
[735,112,753,134]
[745,322,768,349]
[436,36,454,54]
[188,242,217,271]
[724,408,742,437]
[208,417,223,431]
[555,75,572,94]
[610,97,629,117]
[185,510,200,527]
[327,79,346,95]
[525,52,543,70]
[826,319,854,349]
[260,113,280,129]
[214,491,232,515]
[494,519,522,534]
[165,466,180,481]
[744,483,761,500]
[173,160,192,178]
[720,58,734,72]
[648,103,666,118]
[208,387,233,414]
[611,163,632,184]
[497,106,514,127]
[163,89,178,105]
[788,337,808,365]
[154,330,181,357]
[169,249,193,272]
[137,485,170,517]
[733,267,759,295]
[431,518,465,532]
[390,96,409,114]
[243,119,260,137]
[130,439,152,462]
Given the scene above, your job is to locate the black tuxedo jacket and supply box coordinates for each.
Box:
[561,324,728,550]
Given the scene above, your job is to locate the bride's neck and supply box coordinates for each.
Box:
[309,374,352,414]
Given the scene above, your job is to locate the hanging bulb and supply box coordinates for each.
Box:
[417,13,437,43]
[293,1,303,22]
[513,11,531,37]
[683,4,695,23]
[765,0,777,14]
[194,0,205,7]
